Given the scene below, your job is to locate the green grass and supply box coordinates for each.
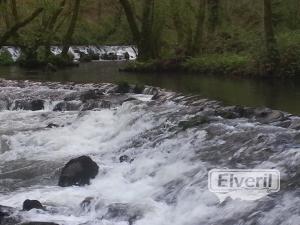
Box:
[182,54,250,75]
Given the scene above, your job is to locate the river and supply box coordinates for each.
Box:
[0,63,299,225]
[0,61,299,115]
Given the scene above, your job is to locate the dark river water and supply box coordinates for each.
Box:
[0,61,300,115]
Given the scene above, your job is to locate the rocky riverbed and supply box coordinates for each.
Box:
[0,79,299,225]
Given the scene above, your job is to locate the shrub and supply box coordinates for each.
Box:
[0,50,14,66]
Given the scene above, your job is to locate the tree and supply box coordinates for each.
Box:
[263,0,280,65]
[139,0,156,60]
[170,0,206,57]
[119,0,161,60]
[0,6,44,47]
[61,0,81,57]
[10,0,19,23]
[191,0,206,56]
[44,0,67,58]
[207,0,220,34]
[119,0,140,44]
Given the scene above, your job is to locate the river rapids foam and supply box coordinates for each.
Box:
[0,79,299,225]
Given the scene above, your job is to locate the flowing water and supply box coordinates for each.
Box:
[0,62,300,115]
[0,79,299,225]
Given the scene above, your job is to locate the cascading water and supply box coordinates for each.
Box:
[0,46,137,62]
[0,79,299,225]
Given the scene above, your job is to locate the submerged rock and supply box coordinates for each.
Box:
[178,115,209,130]
[0,100,9,110]
[58,156,99,187]
[103,203,143,225]
[254,108,284,124]
[119,155,133,163]
[80,89,104,102]
[0,205,20,225]
[12,99,44,111]
[289,118,300,130]
[100,52,118,60]
[116,82,130,93]
[80,197,94,211]
[31,100,45,111]
[46,123,59,128]
[21,223,59,225]
[215,106,245,119]
[53,101,81,111]
[132,84,144,94]
[23,199,45,211]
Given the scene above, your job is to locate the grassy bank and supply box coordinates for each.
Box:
[122,50,300,78]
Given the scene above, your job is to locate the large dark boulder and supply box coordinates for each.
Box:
[58,156,99,187]
[23,199,45,211]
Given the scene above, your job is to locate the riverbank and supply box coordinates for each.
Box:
[121,52,300,78]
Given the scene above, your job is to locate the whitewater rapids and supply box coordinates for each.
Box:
[0,79,299,225]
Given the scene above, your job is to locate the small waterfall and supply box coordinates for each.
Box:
[0,45,137,62]
[0,46,21,62]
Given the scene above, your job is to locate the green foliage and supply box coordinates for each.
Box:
[1,0,300,77]
[47,54,75,67]
[277,32,300,76]
[183,54,250,75]
[0,50,14,66]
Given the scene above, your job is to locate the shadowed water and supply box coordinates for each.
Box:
[0,62,300,115]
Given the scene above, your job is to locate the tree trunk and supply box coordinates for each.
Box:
[139,0,155,60]
[45,0,66,58]
[61,0,81,57]
[191,0,206,56]
[97,0,102,22]
[1,0,11,29]
[10,0,19,23]
[119,0,158,60]
[207,0,220,34]
[264,0,280,64]
[119,0,140,43]
[171,1,184,44]
[0,7,43,47]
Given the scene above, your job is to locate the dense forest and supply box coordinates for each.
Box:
[0,0,300,77]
